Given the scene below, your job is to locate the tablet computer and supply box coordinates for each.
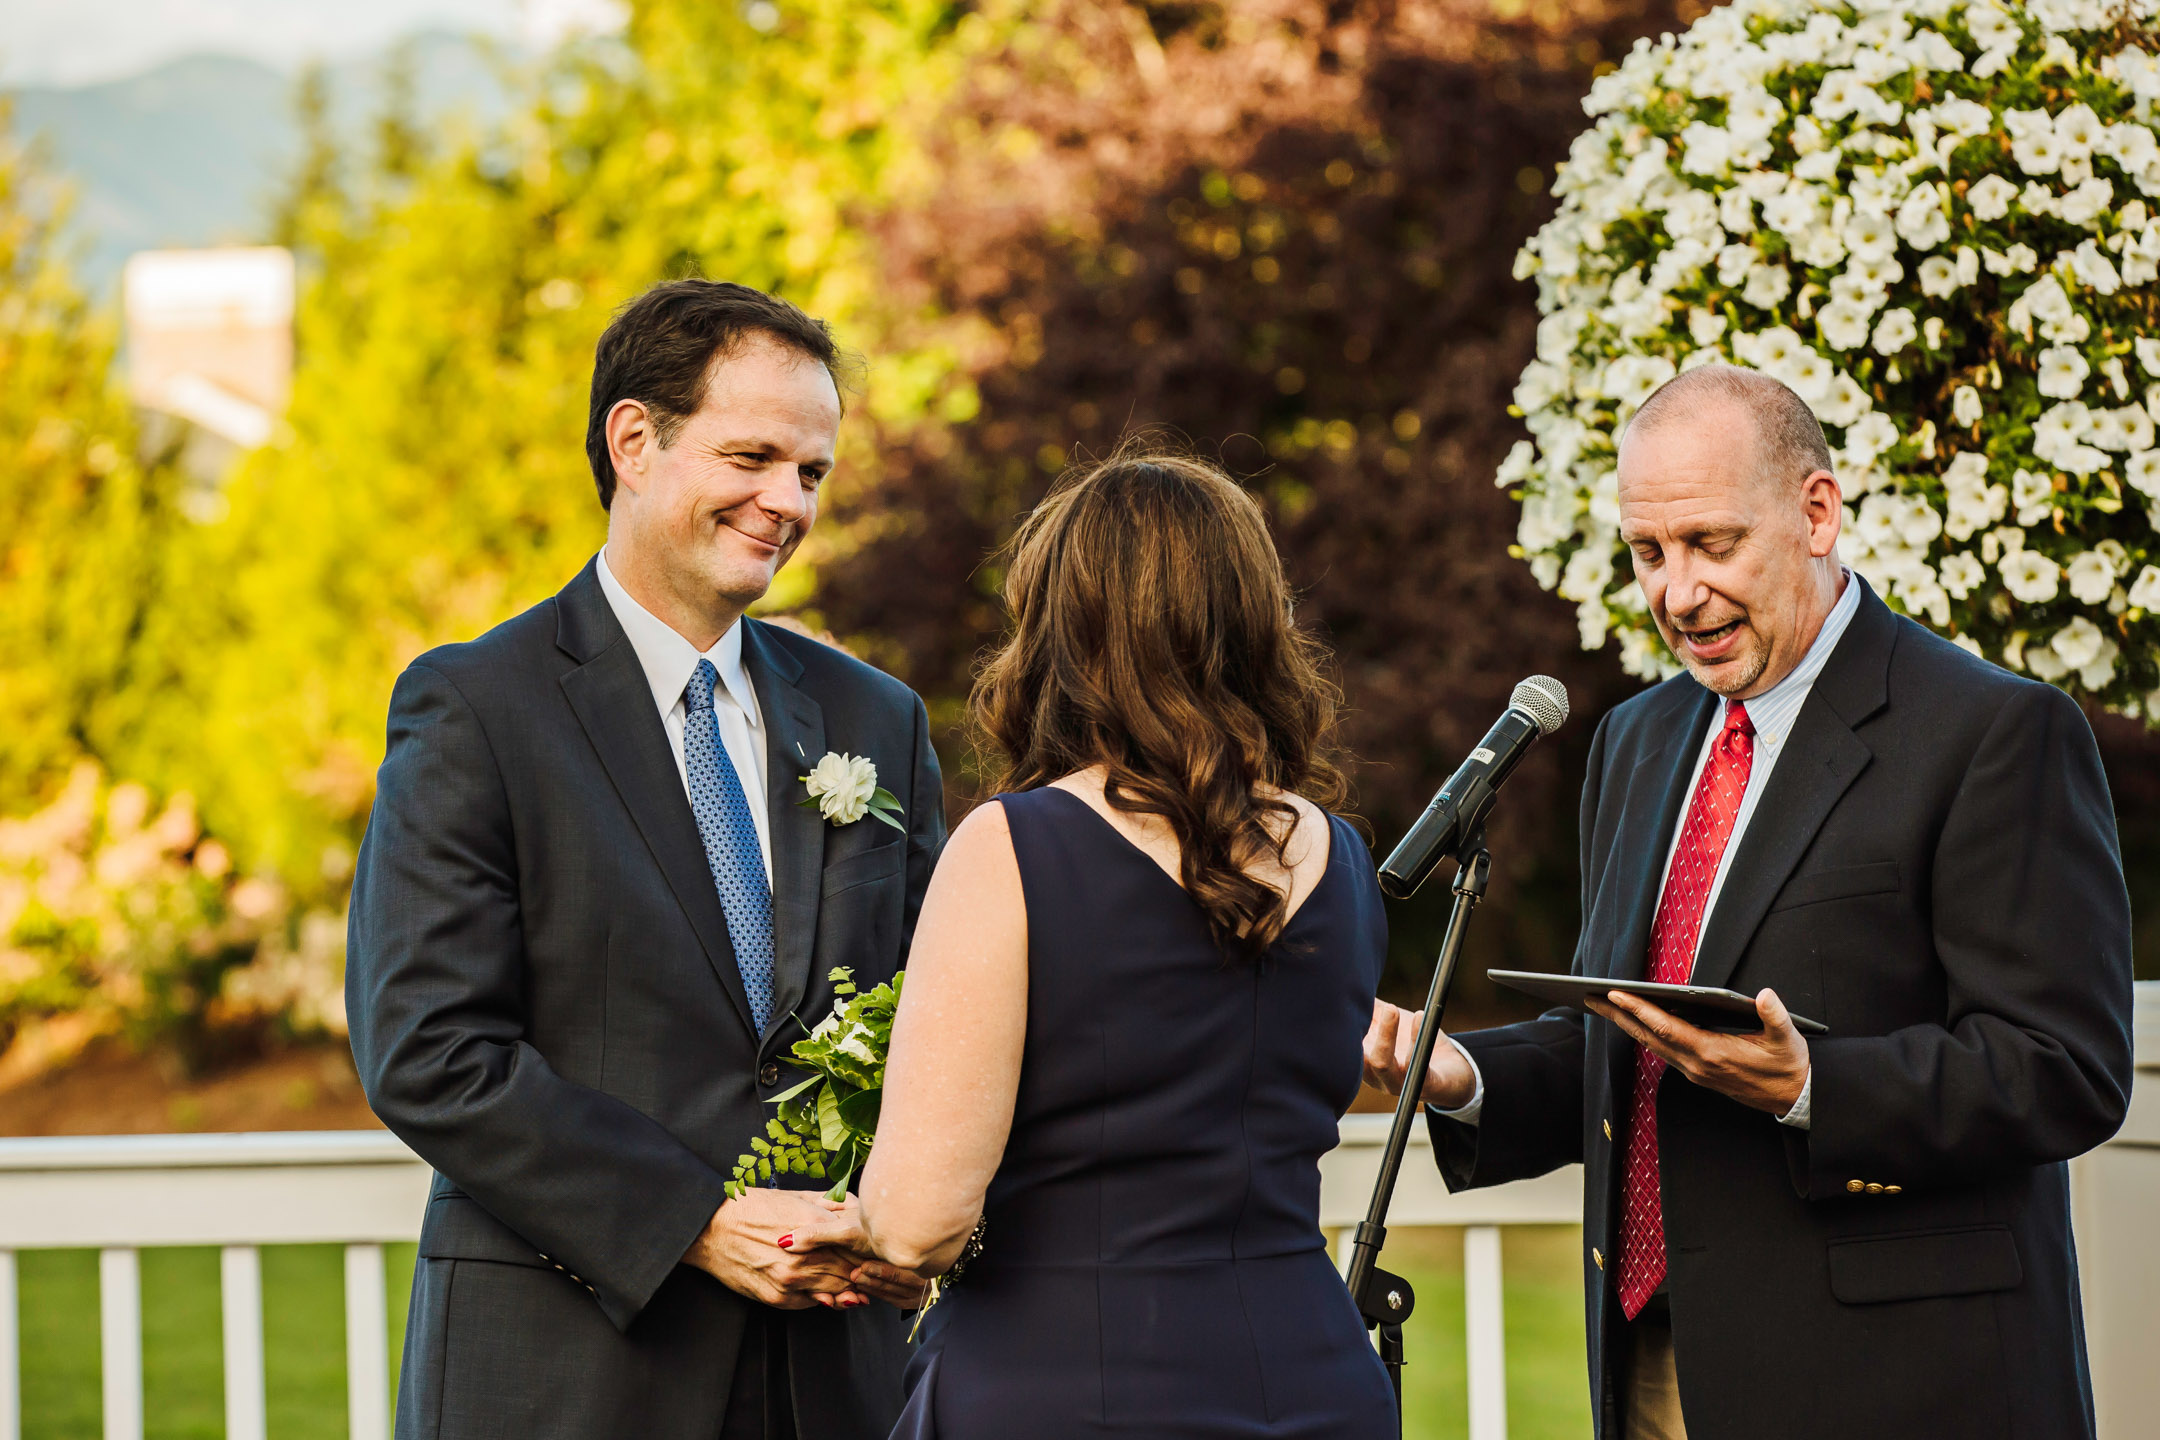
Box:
[1486,970,1829,1035]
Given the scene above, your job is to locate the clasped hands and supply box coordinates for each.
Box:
[1361,988,1809,1116]
[684,1187,929,1312]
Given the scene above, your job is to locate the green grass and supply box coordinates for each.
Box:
[19,1231,1586,1438]
[1385,1225,1594,1440]
[19,1243,417,1440]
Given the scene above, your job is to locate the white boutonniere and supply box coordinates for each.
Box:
[799,752,905,831]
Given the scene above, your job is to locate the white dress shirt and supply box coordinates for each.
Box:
[595,548,774,886]
[1440,569,1861,1130]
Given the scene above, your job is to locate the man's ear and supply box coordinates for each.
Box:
[606,398,655,499]
[1801,468,1843,558]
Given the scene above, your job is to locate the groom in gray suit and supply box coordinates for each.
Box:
[347,280,946,1439]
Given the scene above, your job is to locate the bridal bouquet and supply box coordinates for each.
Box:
[724,967,898,1202]
[1504,0,2160,714]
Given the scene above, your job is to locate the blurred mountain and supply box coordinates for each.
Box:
[7,31,512,293]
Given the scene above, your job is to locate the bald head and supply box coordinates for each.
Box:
[1624,364,1832,492]
[1614,362,1847,700]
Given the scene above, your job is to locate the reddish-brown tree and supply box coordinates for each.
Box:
[823,0,1700,995]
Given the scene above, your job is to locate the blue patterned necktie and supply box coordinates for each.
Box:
[683,659,776,1034]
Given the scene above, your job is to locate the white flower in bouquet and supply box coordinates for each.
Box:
[1503,0,2160,715]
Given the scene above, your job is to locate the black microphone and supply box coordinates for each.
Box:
[1378,676,1569,899]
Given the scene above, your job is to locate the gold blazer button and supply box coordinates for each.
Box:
[1847,1179,1866,1193]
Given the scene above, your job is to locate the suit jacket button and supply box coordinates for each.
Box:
[1602,1119,1613,1141]
[1592,1247,1604,1270]
[1847,1179,1865,1193]
[1865,1183,1884,1194]
[759,1062,781,1086]
[1885,1185,1902,1195]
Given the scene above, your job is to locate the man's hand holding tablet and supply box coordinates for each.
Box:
[1489,971,1820,1118]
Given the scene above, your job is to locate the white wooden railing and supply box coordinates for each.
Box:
[0,980,2150,1440]
[0,1129,426,1440]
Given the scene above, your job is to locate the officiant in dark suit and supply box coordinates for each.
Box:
[1367,364,2134,1440]
[347,280,945,1440]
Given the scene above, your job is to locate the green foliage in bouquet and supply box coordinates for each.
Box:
[725,967,899,1202]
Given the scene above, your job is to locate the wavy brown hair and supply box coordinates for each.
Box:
[972,444,1350,961]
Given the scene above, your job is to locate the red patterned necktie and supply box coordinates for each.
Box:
[1616,699,1755,1320]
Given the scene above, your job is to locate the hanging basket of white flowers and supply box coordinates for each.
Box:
[1504,0,2160,714]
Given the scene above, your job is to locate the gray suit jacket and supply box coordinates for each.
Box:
[347,559,946,1439]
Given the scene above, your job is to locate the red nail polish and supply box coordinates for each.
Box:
[777,1234,793,1249]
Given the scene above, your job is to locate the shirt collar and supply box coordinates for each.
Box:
[1735,567,1860,747]
[595,548,761,725]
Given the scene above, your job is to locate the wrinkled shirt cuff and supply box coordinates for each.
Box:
[1776,1066,1813,1130]
[1427,1035,1486,1126]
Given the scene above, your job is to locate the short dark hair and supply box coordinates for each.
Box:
[1626,363,1833,487]
[585,280,847,509]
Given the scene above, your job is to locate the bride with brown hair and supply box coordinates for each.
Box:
[788,446,1396,1437]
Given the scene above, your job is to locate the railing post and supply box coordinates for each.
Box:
[345,1242,391,1440]
[0,1249,18,1440]
[221,1246,267,1440]
[98,1247,142,1440]
[1464,1225,1507,1440]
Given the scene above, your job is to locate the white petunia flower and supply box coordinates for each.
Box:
[1742,263,1793,308]
[1917,256,1961,297]
[2013,467,2059,524]
[1817,371,1871,429]
[1841,411,1900,469]
[2038,345,2093,399]
[1982,244,2038,275]
[2128,565,2160,610]
[1965,4,2021,51]
[1872,308,1918,355]
[2058,177,2115,227]
[1678,122,1735,175]
[2066,549,2120,604]
[1895,182,1952,249]
[1558,544,1614,603]
[1966,174,2018,220]
[2071,240,2122,294]
[1952,385,1984,427]
[1716,243,1758,287]
[2001,549,2063,603]
[1939,551,1986,598]
[1688,308,1729,346]
[2050,616,2107,669]
[2055,103,2104,159]
[2014,130,2064,176]
[1782,348,1835,403]
[1816,298,1874,351]
[2039,343,2090,399]
[2126,450,2160,498]
[1843,210,1899,260]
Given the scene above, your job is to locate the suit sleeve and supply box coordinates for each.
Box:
[346,662,730,1331]
[1426,714,1606,1189]
[1799,681,2135,1197]
[901,690,947,947]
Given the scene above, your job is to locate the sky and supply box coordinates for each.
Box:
[0,0,625,85]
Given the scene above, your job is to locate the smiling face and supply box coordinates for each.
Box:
[604,334,840,648]
[1617,399,1845,699]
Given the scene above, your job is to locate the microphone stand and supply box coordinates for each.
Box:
[1346,826,1491,1437]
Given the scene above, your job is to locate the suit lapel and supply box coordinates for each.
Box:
[743,621,827,1043]
[1687,583,1895,993]
[554,563,758,1038]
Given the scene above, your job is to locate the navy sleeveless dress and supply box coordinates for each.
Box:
[894,786,1396,1438]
